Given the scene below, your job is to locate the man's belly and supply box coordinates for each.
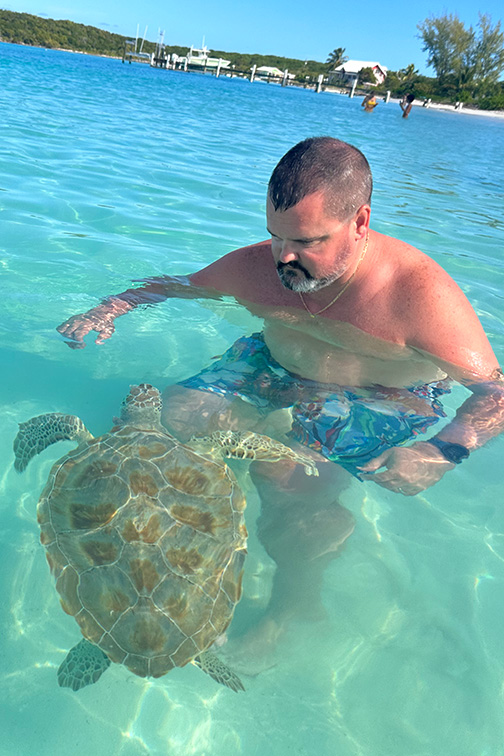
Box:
[263,321,447,388]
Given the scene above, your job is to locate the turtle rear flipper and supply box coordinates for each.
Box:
[194,651,245,692]
[13,413,93,472]
[57,639,111,691]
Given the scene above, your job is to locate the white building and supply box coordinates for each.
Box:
[329,60,388,85]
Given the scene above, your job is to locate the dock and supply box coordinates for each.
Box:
[123,35,326,92]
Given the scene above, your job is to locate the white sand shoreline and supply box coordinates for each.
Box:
[361,92,504,120]
[388,96,504,120]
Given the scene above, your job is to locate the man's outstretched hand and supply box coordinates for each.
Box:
[358,441,456,496]
[57,300,132,349]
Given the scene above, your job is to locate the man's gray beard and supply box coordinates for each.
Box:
[276,265,339,294]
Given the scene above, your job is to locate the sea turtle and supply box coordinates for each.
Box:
[13,383,318,693]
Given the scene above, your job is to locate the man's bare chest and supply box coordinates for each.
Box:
[260,315,445,387]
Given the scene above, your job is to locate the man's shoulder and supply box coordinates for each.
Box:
[391,237,461,296]
[190,241,275,297]
[224,241,273,263]
[372,231,471,331]
[377,232,453,289]
[379,233,497,375]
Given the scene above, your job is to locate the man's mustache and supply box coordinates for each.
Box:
[276,260,312,279]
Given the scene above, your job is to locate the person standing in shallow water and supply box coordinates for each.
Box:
[57,137,504,669]
[362,92,378,112]
[400,92,415,117]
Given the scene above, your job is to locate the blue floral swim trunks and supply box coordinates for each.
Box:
[179,332,450,476]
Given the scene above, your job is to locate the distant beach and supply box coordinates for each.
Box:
[404,98,504,120]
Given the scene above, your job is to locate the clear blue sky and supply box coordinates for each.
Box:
[3,0,504,74]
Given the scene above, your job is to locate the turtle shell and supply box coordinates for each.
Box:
[37,424,247,679]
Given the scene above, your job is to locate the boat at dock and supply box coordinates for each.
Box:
[183,45,231,71]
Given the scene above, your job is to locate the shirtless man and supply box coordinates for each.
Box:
[57,137,504,660]
[400,92,415,118]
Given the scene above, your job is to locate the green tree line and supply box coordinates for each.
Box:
[212,49,327,80]
[0,9,130,55]
[0,10,326,79]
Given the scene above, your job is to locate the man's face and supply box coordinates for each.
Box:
[267,191,354,293]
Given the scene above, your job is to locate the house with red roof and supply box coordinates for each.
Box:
[329,60,388,85]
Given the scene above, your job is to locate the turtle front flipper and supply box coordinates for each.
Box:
[57,639,111,691]
[190,431,319,477]
[193,651,245,692]
[13,413,93,472]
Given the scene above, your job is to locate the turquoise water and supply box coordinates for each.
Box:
[2,41,504,755]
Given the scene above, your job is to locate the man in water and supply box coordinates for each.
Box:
[57,137,504,664]
[400,93,415,118]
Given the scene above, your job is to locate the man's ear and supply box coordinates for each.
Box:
[353,205,371,240]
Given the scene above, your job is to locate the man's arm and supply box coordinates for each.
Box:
[426,371,504,450]
[359,260,503,494]
[359,373,504,495]
[57,242,271,348]
[56,275,225,349]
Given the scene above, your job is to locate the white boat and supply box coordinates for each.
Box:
[184,45,231,70]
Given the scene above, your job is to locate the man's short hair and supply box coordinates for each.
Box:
[268,137,372,221]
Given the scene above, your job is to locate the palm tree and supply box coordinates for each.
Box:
[326,47,348,70]
[398,63,419,81]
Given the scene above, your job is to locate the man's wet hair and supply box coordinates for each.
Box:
[268,137,373,221]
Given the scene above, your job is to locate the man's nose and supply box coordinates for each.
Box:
[278,242,298,264]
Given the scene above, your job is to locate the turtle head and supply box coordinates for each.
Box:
[119,384,163,430]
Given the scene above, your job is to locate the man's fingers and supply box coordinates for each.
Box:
[95,326,114,344]
[70,322,98,342]
[58,316,114,347]
[56,317,87,336]
[363,474,419,495]
[94,321,115,343]
[359,468,409,491]
[372,478,403,492]
[357,451,391,473]
[56,319,74,335]
[359,469,395,483]
[57,319,90,342]
[375,479,419,495]
[59,322,88,348]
